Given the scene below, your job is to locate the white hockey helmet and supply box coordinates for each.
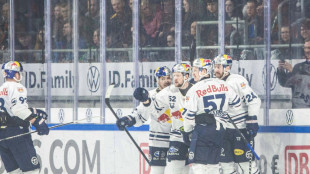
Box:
[172,63,191,76]
[213,54,233,68]
[193,58,213,77]
[2,61,24,82]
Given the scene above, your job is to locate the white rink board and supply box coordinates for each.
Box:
[0,130,151,174]
[255,132,310,174]
[0,128,309,173]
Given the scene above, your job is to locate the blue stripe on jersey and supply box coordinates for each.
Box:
[149,134,170,139]
[154,101,163,112]
[150,131,170,135]
[170,130,182,135]
[149,138,170,142]
[229,97,241,106]
[231,115,247,122]
[187,113,196,117]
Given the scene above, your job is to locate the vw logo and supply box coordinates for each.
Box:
[87,66,100,92]
[262,64,277,91]
[58,109,65,123]
[86,108,92,122]
[286,110,294,125]
[116,109,122,117]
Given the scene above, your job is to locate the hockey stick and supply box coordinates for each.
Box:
[225,113,260,160]
[105,84,150,165]
[0,116,100,142]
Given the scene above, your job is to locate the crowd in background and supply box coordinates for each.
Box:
[0,0,309,63]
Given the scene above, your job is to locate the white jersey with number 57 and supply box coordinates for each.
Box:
[0,81,32,119]
[184,78,242,132]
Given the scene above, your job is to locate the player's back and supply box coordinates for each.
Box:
[186,78,241,116]
[225,73,260,128]
[0,81,28,117]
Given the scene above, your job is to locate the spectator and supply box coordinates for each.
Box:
[55,22,86,62]
[52,3,64,44]
[271,26,299,60]
[61,3,71,23]
[108,0,132,48]
[182,0,197,46]
[244,0,263,45]
[157,0,175,46]
[0,3,9,50]
[93,29,100,48]
[277,39,310,108]
[300,19,310,43]
[161,31,175,61]
[34,28,45,62]
[140,0,162,46]
[15,32,35,63]
[204,0,218,21]
[84,0,100,45]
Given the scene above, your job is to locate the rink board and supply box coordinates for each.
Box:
[0,126,309,174]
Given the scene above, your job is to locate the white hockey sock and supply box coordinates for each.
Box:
[23,169,40,174]
[221,162,237,174]
[166,160,189,174]
[150,166,165,174]
[8,168,22,174]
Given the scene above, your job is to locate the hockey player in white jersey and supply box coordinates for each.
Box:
[0,61,49,174]
[213,54,261,174]
[134,63,193,174]
[183,58,243,173]
[116,66,172,174]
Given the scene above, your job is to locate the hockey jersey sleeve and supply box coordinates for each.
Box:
[233,76,261,116]
[152,87,170,117]
[183,87,198,132]
[8,85,32,120]
[130,102,151,127]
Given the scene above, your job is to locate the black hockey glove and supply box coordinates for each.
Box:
[0,110,8,125]
[180,126,192,146]
[30,108,49,135]
[246,115,259,137]
[133,87,149,102]
[116,116,136,130]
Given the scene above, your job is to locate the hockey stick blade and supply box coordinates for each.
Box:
[0,116,101,142]
[225,113,260,160]
[105,84,150,165]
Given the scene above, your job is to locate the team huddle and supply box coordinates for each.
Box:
[117,54,261,174]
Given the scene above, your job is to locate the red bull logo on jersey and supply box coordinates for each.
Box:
[0,88,8,96]
[196,84,228,98]
[171,108,186,121]
[157,109,171,123]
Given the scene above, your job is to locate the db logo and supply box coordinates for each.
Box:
[140,143,150,174]
[285,145,310,174]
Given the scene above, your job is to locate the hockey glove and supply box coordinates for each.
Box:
[31,108,49,135]
[116,116,136,130]
[180,126,192,146]
[133,87,149,102]
[0,111,8,125]
[246,115,259,137]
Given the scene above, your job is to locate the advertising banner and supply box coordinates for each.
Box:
[0,59,305,97]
